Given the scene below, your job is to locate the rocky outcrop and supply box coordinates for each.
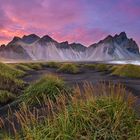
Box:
[0,32,139,61]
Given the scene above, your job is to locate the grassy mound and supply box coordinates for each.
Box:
[58,63,79,74]
[0,63,25,94]
[0,73,25,93]
[96,64,109,71]
[0,90,16,104]
[3,83,140,139]
[21,75,70,105]
[0,62,25,78]
[112,64,140,78]
[21,63,43,70]
[84,64,96,69]
[13,64,33,72]
[84,63,111,72]
[46,61,60,68]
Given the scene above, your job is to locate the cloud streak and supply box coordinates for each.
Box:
[0,0,139,46]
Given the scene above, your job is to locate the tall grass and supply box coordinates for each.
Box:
[21,74,71,105]
[1,82,139,139]
[0,90,16,104]
[0,63,25,94]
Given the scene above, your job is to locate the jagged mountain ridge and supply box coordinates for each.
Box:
[0,32,139,61]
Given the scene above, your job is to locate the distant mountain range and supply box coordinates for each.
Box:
[0,32,139,61]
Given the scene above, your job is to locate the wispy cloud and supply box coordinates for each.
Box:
[0,0,139,46]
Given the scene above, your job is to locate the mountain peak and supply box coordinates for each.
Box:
[114,32,128,44]
[7,36,21,46]
[40,35,56,43]
[0,32,139,61]
[13,36,21,42]
[119,32,127,38]
[104,35,113,41]
[22,34,40,43]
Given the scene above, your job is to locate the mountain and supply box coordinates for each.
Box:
[0,32,139,61]
[87,32,140,61]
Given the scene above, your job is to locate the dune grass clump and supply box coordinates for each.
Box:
[0,63,25,94]
[21,74,70,105]
[84,64,96,69]
[13,63,33,72]
[57,63,79,74]
[0,62,25,78]
[0,73,25,94]
[96,63,109,71]
[46,61,61,68]
[112,64,140,78]
[21,63,43,70]
[2,83,139,140]
[0,90,16,104]
[84,63,111,72]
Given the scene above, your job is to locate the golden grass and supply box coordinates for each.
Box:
[0,82,139,139]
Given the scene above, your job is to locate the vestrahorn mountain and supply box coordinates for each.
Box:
[0,32,139,61]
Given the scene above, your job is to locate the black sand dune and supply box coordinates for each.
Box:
[0,64,140,117]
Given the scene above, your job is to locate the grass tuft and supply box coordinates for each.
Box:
[0,73,25,94]
[84,64,96,69]
[0,90,16,104]
[96,64,109,71]
[13,63,33,72]
[2,83,139,140]
[112,64,140,78]
[21,63,43,70]
[0,62,25,78]
[21,74,70,105]
[0,63,25,94]
[57,63,79,74]
[46,61,61,68]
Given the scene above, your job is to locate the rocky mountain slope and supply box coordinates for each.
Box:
[0,32,139,61]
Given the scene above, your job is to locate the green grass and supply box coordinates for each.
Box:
[0,73,25,94]
[21,74,70,105]
[112,64,140,78]
[84,64,96,69]
[0,62,25,78]
[12,63,33,72]
[0,63,25,94]
[96,64,109,71]
[21,63,44,70]
[84,63,111,72]
[46,61,61,68]
[2,83,139,140]
[0,90,16,104]
[57,63,80,74]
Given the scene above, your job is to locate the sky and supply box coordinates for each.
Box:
[0,0,140,46]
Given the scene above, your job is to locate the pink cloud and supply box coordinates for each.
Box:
[0,0,139,47]
[50,27,108,46]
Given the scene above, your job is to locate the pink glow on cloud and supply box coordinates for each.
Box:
[0,0,139,46]
[51,28,108,46]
